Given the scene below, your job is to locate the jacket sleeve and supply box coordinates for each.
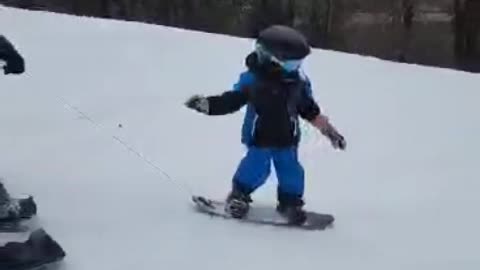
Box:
[0,36,11,59]
[0,35,17,61]
[206,89,249,115]
[205,72,255,115]
[297,76,321,121]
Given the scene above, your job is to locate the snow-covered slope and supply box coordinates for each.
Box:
[1,6,480,270]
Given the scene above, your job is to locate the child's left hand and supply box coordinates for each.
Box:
[322,126,346,150]
[310,114,346,150]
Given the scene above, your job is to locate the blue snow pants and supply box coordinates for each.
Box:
[233,147,304,198]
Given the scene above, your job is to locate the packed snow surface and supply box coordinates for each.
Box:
[1,6,479,270]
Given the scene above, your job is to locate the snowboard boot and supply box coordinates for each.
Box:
[0,182,37,221]
[276,192,307,225]
[225,188,252,219]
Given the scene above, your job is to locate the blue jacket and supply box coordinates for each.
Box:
[204,53,320,147]
[232,66,317,147]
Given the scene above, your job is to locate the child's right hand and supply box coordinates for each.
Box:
[185,95,209,114]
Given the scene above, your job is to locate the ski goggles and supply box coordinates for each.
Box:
[255,43,303,72]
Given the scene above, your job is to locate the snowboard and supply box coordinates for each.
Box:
[192,195,334,230]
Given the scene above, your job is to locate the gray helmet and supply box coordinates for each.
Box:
[255,25,311,61]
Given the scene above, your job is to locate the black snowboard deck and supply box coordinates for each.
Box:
[192,195,334,231]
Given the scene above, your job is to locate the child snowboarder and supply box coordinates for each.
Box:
[185,25,346,225]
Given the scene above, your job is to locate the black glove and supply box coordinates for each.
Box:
[0,36,25,75]
[3,55,24,75]
[185,95,209,114]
